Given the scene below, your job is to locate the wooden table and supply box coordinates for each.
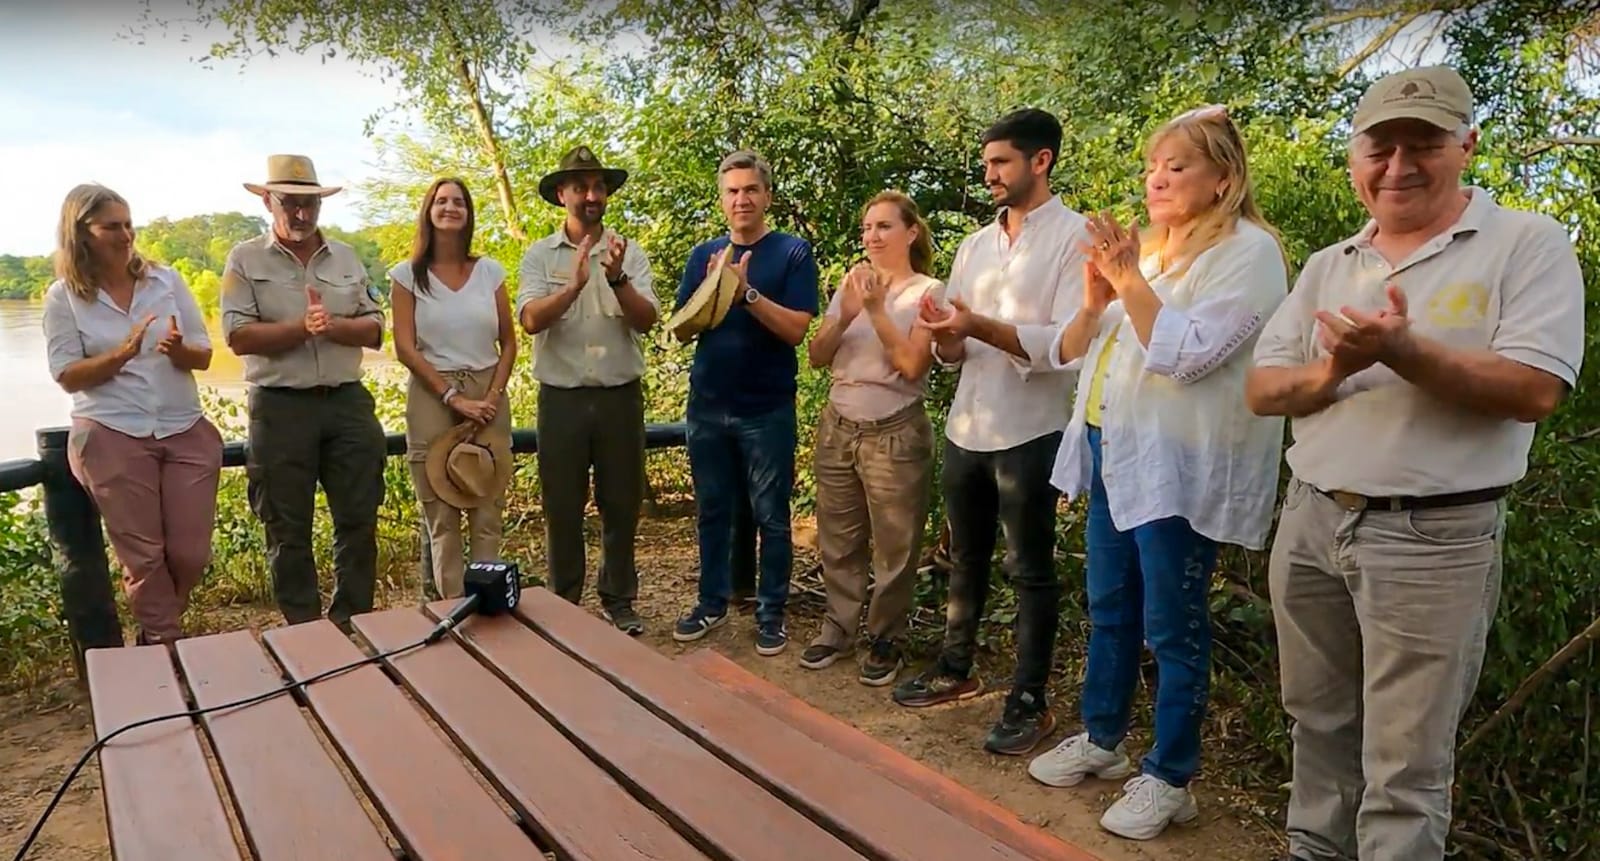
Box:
[85,587,1104,861]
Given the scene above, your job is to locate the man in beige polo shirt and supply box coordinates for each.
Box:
[221,154,388,633]
[516,146,659,635]
[1247,67,1585,861]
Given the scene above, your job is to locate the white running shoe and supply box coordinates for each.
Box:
[1027,732,1135,788]
[1099,774,1198,840]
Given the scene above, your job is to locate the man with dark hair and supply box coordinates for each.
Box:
[900,108,1089,757]
[670,149,820,656]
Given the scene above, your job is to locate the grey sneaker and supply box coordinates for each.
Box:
[858,638,903,687]
[602,604,644,636]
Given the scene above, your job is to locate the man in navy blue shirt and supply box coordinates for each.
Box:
[670,150,820,656]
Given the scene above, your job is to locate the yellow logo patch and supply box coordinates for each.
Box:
[1424,281,1489,328]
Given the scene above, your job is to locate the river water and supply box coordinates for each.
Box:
[0,299,398,461]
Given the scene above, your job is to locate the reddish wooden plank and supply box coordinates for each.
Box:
[85,645,241,861]
[354,607,709,861]
[420,601,865,861]
[262,620,541,861]
[175,631,393,861]
[679,649,1104,861]
[514,588,1031,861]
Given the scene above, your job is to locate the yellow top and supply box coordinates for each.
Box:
[1085,330,1119,427]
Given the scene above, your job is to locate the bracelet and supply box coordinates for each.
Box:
[441,386,459,404]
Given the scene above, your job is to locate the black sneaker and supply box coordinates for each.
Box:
[755,620,788,656]
[672,605,728,642]
[602,604,645,636]
[858,638,903,687]
[892,659,982,707]
[799,643,844,670]
[983,689,1056,756]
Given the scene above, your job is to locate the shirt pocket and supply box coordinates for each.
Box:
[313,269,365,317]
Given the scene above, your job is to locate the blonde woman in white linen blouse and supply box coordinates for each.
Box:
[1026,105,1289,842]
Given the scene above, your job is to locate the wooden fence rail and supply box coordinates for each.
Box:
[1,423,689,680]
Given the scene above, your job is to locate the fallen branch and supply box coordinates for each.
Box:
[1463,611,1600,751]
[1502,769,1546,861]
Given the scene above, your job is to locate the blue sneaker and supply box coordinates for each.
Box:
[672,605,728,642]
[755,619,788,656]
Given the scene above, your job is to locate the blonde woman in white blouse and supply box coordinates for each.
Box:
[42,183,223,646]
[1026,106,1289,840]
[391,178,517,598]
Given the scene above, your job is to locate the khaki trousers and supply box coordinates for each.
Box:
[1270,477,1505,861]
[67,417,223,642]
[811,401,934,649]
[406,369,510,599]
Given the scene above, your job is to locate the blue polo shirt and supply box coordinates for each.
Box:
[675,231,819,416]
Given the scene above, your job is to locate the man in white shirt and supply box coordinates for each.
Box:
[898,109,1088,757]
[1248,66,1585,861]
[516,146,660,635]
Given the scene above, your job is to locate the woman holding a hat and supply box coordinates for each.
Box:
[800,190,943,687]
[390,178,517,599]
[41,183,224,645]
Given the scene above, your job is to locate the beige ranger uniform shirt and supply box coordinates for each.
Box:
[514,226,657,389]
[1254,187,1586,497]
[220,233,385,389]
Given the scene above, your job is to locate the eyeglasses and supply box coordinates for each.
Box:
[270,193,322,214]
[1173,104,1230,123]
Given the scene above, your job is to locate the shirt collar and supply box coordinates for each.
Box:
[1340,185,1495,252]
[551,225,611,250]
[997,193,1066,232]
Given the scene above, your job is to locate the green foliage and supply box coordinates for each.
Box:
[0,254,55,300]
[0,492,63,688]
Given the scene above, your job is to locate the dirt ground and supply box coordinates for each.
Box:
[0,512,1282,861]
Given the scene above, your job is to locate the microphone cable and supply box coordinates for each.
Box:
[10,631,436,861]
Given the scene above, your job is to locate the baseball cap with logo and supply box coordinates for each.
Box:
[1352,65,1474,137]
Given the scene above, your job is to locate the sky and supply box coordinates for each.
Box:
[0,2,410,256]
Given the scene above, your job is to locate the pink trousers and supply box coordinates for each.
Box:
[67,417,223,642]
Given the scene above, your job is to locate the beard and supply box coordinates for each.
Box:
[574,202,606,226]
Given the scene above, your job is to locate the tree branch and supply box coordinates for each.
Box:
[1521,136,1600,158]
[436,4,526,241]
[1462,611,1600,751]
[1338,11,1424,78]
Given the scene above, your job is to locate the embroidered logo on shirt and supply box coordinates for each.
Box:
[1424,281,1488,328]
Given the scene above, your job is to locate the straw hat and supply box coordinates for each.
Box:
[242,154,344,197]
[665,248,741,342]
[424,421,514,510]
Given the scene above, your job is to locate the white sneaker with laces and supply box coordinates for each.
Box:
[1099,774,1198,840]
[1027,732,1135,788]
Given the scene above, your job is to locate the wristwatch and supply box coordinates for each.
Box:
[742,286,761,306]
[607,271,628,289]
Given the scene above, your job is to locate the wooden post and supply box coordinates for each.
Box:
[36,427,122,679]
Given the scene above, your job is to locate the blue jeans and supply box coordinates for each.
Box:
[1082,425,1217,787]
[686,399,796,625]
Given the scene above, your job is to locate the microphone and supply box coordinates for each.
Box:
[426,561,521,644]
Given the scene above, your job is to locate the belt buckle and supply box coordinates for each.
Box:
[1330,491,1367,512]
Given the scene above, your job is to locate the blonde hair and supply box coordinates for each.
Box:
[862,190,936,277]
[55,183,148,300]
[1140,107,1286,277]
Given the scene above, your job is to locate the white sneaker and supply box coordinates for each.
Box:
[1027,732,1135,787]
[1099,774,1198,840]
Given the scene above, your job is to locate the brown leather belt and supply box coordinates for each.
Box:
[1315,484,1509,513]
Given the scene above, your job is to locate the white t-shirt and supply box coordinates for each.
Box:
[388,257,506,372]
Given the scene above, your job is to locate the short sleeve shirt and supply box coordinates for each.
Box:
[389,257,505,372]
[1253,187,1586,496]
[220,233,384,389]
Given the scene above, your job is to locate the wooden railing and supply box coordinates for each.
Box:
[0,423,689,678]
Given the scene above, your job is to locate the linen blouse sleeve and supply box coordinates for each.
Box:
[1144,230,1290,384]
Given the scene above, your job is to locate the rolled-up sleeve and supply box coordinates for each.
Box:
[1011,222,1089,377]
[515,242,554,316]
[623,240,659,309]
[1145,237,1288,384]
[42,284,84,381]
[1491,216,1585,387]
[171,271,211,350]
[219,250,259,336]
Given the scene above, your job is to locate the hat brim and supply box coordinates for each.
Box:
[666,254,740,343]
[424,422,514,510]
[538,168,628,206]
[1352,104,1468,137]
[244,182,344,198]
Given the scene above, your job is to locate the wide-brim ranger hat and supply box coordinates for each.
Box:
[538,145,629,206]
[1352,65,1474,137]
[424,421,515,510]
[665,249,741,343]
[242,154,344,197]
